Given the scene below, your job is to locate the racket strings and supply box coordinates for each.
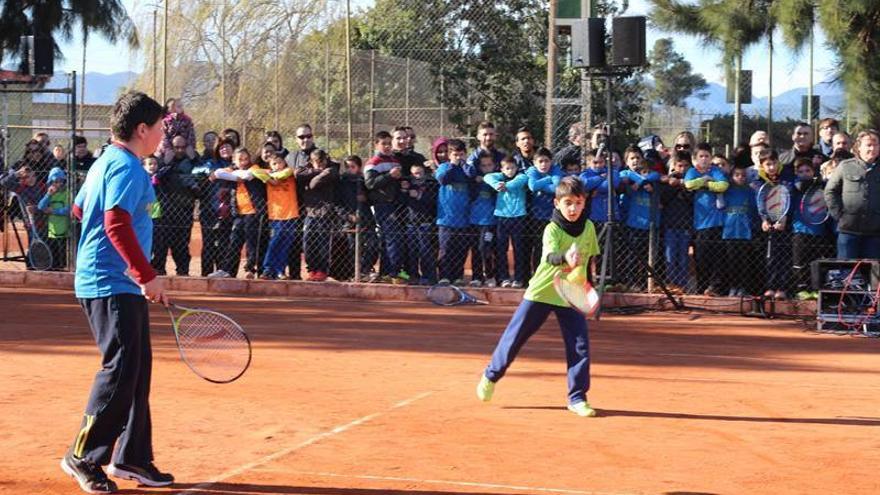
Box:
[29,241,53,271]
[176,311,250,382]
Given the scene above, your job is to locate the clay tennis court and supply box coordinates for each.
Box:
[1,286,878,495]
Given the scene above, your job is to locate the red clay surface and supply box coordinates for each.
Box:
[1,287,878,495]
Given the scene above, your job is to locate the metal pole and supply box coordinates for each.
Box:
[807,24,814,127]
[69,72,78,271]
[274,34,280,131]
[733,54,742,147]
[324,38,330,149]
[163,0,168,103]
[345,0,353,155]
[79,32,86,130]
[545,0,557,148]
[439,74,445,136]
[369,50,375,143]
[767,33,773,134]
[1,93,8,259]
[152,9,158,98]
[595,74,615,321]
[405,57,411,126]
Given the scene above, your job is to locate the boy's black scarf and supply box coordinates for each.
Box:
[551,208,587,238]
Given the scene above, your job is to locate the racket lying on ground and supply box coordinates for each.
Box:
[757,183,791,260]
[554,267,601,318]
[164,304,252,383]
[14,194,53,271]
[800,182,829,225]
[427,284,489,306]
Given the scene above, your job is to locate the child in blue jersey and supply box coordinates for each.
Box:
[435,138,472,285]
[469,151,499,287]
[63,92,174,494]
[755,149,793,300]
[563,161,582,176]
[526,147,563,277]
[685,142,729,296]
[579,150,622,227]
[485,155,530,288]
[620,158,661,291]
[476,176,600,417]
[660,152,694,293]
[790,158,828,299]
[722,166,758,296]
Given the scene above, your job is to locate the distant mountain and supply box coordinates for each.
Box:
[33,71,139,105]
[683,80,846,119]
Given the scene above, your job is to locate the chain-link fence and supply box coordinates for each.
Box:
[0,1,869,324]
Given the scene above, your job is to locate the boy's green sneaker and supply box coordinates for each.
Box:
[567,401,597,417]
[476,375,495,402]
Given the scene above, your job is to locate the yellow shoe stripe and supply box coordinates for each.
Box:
[73,414,95,458]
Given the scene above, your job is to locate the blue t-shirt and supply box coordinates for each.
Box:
[74,145,156,298]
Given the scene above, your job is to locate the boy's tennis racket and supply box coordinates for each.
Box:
[165,304,252,383]
[427,284,488,306]
[757,183,791,260]
[14,194,52,271]
[800,183,829,225]
[553,267,601,318]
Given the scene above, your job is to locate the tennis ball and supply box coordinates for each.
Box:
[566,267,586,284]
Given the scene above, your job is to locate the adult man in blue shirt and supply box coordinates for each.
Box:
[61,92,174,494]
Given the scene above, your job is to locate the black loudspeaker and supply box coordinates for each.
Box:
[571,18,606,68]
[21,35,54,76]
[611,16,646,67]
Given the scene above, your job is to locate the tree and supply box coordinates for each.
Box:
[353,0,548,148]
[648,0,774,144]
[774,0,880,128]
[0,0,137,70]
[647,38,708,107]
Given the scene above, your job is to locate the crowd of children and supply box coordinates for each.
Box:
[4,118,858,300]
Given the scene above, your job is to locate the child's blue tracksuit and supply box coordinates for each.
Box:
[722,183,758,292]
[484,171,529,283]
[435,160,472,281]
[526,165,562,275]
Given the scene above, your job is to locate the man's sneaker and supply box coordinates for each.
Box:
[476,375,495,402]
[107,463,174,487]
[469,279,483,287]
[61,452,118,494]
[207,269,231,279]
[485,278,497,288]
[500,279,512,288]
[453,278,466,286]
[567,401,597,417]
[396,270,411,281]
[511,281,524,289]
[437,278,451,285]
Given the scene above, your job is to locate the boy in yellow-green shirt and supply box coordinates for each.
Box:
[476,176,600,417]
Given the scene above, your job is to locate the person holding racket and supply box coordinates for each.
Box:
[62,91,174,493]
[755,149,794,300]
[476,176,600,417]
[791,158,830,300]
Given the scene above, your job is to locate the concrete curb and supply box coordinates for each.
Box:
[0,270,816,316]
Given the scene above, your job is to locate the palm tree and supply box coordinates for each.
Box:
[648,0,773,145]
[775,0,880,129]
[0,0,138,71]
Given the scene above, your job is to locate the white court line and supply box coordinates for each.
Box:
[173,391,433,495]
[283,470,641,495]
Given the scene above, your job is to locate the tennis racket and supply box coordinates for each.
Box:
[553,266,601,318]
[164,304,252,383]
[426,284,488,306]
[757,183,791,260]
[14,194,53,271]
[800,183,829,225]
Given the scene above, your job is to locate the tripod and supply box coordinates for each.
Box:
[589,73,683,318]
